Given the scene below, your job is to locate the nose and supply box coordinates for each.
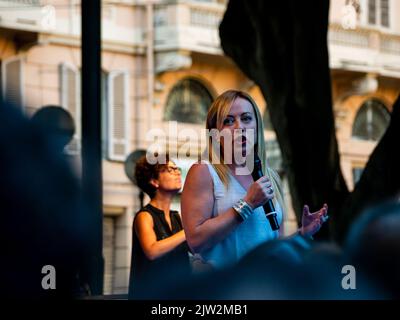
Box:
[233,118,244,130]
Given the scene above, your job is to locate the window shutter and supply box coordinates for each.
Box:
[60,63,81,155]
[380,0,389,27]
[107,71,130,161]
[368,0,377,24]
[1,56,24,108]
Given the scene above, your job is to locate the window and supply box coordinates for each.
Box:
[352,98,390,141]
[1,56,24,108]
[60,63,80,155]
[60,66,130,160]
[366,0,390,27]
[380,0,389,27]
[368,0,377,24]
[107,71,130,161]
[164,78,213,124]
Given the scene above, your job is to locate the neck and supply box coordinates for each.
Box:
[228,147,256,169]
[150,191,174,213]
[228,154,253,173]
[227,163,252,176]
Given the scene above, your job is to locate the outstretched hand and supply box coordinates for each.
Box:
[300,203,329,238]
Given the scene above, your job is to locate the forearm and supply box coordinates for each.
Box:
[145,230,186,260]
[187,208,241,253]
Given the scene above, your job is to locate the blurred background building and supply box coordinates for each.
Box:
[0,0,399,294]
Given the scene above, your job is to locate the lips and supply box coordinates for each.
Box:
[234,135,247,145]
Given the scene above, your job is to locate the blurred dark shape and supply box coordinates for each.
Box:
[0,102,88,299]
[213,235,339,299]
[158,235,320,299]
[124,149,146,207]
[128,250,193,300]
[212,234,316,299]
[301,241,381,299]
[344,200,400,299]
[30,105,75,153]
[124,149,147,185]
[161,233,383,300]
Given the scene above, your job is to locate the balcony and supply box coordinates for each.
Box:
[154,1,224,53]
[328,23,400,77]
[154,1,400,77]
[154,1,225,72]
[0,0,44,32]
[0,1,145,54]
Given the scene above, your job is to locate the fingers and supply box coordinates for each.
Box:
[303,204,310,216]
[257,176,272,186]
[313,219,322,231]
[264,185,274,198]
[318,204,329,223]
[303,203,330,222]
[256,177,274,197]
[321,215,329,223]
[319,204,328,216]
[248,177,274,208]
[309,204,329,216]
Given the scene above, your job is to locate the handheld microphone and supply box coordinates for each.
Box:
[251,154,280,231]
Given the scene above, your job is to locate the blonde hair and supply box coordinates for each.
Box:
[205,90,286,214]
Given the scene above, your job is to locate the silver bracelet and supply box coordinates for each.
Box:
[233,199,254,221]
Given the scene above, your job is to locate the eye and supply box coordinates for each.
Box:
[242,115,253,123]
[223,117,234,126]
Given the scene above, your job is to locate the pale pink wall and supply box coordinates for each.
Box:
[24,45,80,111]
[329,0,347,25]
[115,4,145,29]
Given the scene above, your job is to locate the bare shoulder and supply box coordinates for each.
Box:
[183,162,212,190]
[134,210,153,227]
[181,163,215,225]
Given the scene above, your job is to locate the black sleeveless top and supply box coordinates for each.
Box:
[128,204,191,299]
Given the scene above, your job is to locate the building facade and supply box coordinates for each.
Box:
[1,0,399,294]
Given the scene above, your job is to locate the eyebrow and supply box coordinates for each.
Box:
[226,112,253,117]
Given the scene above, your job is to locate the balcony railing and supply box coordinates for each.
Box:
[328,23,400,75]
[190,5,222,29]
[328,23,400,54]
[328,25,371,48]
[0,0,40,5]
[381,35,400,55]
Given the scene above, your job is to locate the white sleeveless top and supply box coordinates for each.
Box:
[197,162,284,269]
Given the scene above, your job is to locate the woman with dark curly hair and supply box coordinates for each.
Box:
[128,154,190,299]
